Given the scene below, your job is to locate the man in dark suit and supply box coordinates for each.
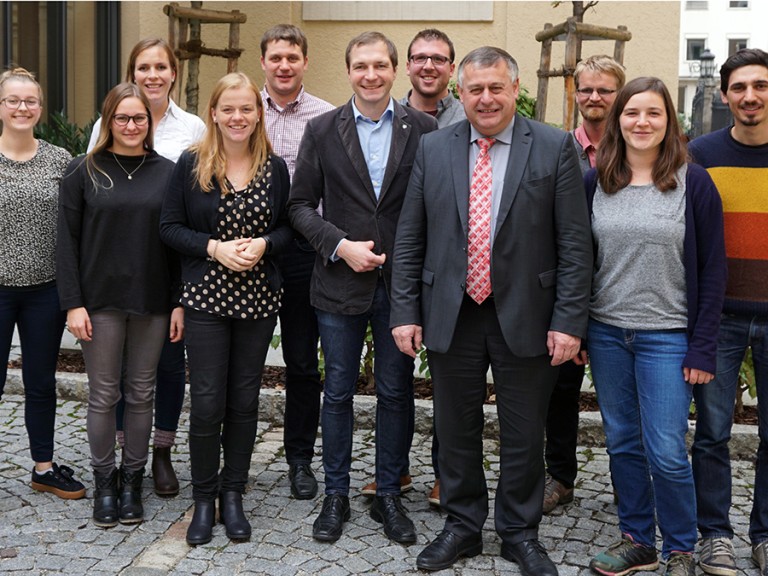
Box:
[288,31,437,545]
[390,47,592,574]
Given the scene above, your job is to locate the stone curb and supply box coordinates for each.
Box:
[4,368,758,458]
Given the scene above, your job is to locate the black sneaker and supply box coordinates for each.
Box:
[31,463,86,500]
[590,534,659,575]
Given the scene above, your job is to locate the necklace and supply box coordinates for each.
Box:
[112,153,146,180]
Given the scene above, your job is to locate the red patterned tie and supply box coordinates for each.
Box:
[466,137,496,304]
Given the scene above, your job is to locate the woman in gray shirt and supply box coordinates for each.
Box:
[584,77,726,576]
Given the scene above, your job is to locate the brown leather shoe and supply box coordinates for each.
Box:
[152,446,179,497]
[360,475,413,496]
[428,479,441,507]
[542,474,574,514]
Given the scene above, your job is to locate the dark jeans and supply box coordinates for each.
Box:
[116,337,186,435]
[545,360,584,488]
[184,308,276,502]
[693,313,768,544]
[316,280,414,496]
[276,239,322,465]
[0,283,66,463]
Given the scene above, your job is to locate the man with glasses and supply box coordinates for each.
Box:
[542,54,625,515]
[399,29,466,129]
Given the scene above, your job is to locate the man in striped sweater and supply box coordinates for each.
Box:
[688,48,768,576]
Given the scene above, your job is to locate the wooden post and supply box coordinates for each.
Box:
[614,25,628,65]
[227,12,241,73]
[563,18,579,130]
[535,23,553,123]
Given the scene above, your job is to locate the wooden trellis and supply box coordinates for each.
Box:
[163,2,246,113]
[534,17,631,130]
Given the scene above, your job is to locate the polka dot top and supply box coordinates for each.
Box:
[181,159,281,319]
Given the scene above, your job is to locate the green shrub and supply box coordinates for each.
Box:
[34,112,96,156]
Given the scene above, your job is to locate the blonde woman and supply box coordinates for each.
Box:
[0,67,84,499]
[160,72,292,545]
[57,83,180,527]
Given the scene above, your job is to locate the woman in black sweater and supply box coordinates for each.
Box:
[57,83,180,528]
[161,72,292,546]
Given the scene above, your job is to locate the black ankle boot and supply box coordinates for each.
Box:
[118,467,144,524]
[92,469,119,528]
[219,491,251,540]
[186,500,216,545]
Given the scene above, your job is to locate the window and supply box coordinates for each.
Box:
[729,1,749,8]
[685,1,708,9]
[686,39,706,61]
[729,38,749,56]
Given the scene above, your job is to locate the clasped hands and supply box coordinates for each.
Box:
[208,237,268,272]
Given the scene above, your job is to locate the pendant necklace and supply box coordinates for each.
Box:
[112,153,146,180]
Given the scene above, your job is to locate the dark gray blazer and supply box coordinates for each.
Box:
[390,115,593,357]
[288,98,437,315]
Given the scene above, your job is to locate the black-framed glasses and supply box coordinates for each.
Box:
[0,96,41,110]
[112,113,150,127]
[576,87,617,98]
[409,54,451,67]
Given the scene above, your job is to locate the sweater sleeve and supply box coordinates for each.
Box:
[159,150,212,258]
[264,155,295,255]
[683,163,727,373]
[56,157,87,310]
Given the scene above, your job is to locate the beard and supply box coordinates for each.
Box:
[580,106,608,122]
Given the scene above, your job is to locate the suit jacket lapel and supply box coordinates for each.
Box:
[450,121,472,234]
[378,101,410,204]
[495,115,532,234]
[338,100,377,202]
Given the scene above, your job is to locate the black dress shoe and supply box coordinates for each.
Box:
[289,463,318,500]
[312,495,350,542]
[501,539,558,576]
[370,494,416,544]
[416,530,483,571]
[219,491,251,540]
[186,501,216,546]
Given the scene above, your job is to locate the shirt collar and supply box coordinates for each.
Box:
[470,116,515,145]
[403,90,457,113]
[262,85,306,112]
[352,96,395,123]
[574,124,596,151]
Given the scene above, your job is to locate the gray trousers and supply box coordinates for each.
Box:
[81,311,169,474]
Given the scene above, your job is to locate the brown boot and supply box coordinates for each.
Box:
[152,446,179,496]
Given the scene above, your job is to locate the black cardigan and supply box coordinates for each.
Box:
[160,150,293,293]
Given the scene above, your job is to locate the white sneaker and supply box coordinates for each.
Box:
[699,537,736,576]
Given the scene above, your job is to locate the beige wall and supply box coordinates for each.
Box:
[96,1,680,127]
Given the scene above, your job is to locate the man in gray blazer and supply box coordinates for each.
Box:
[390,47,592,574]
[288,31,437,545]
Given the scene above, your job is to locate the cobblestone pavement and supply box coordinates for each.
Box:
[0,393,760,575]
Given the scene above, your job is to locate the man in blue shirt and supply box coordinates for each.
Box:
[288,31,437,545]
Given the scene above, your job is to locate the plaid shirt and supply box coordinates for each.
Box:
[261,86,335,180]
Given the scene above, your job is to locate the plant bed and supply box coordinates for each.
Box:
[7,350,758,425]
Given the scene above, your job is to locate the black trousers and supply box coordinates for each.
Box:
[184,308,276,502]
[428,296,557,543]
[276,238,322,465]
[545,360,585,489]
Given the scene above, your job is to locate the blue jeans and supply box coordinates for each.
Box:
[693,313,768,544]
[316,280,414,496]
[0,283,66,463]
[588,319,697,556]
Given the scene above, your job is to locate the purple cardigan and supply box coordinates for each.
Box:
[584,163,727,373]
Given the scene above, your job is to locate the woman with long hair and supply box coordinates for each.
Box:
[57,83,180,528]
[88,38,205,497]
[160,72,292,545]
[584,77,727,576]
[0,67,85,499]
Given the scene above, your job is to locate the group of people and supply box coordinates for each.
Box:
[1,19,767,576]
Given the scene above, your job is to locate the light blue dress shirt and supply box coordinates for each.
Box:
[351,97,395,200]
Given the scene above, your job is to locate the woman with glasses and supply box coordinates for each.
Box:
[161,72,291,545]
[584,77,726,576]
[88,38,205,498]
[57,83,180,528]
[0,67,86,500]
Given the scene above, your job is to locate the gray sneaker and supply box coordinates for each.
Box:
[699,537,736,576]
[753,541,768,576]
[665,552,695,576]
